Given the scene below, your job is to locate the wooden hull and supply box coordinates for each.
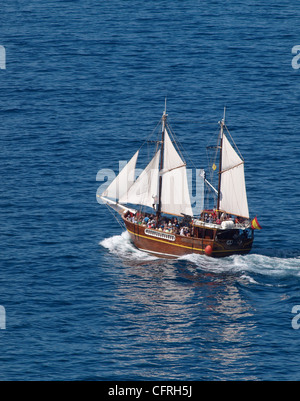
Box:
[123,218,254,259]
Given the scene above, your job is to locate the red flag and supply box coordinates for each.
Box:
[251,216,262,230]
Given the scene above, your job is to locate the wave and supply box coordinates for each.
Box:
[179,252,300,278]
[100,231,300,278]
[100,231,158,261]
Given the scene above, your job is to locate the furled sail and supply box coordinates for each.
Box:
[160,129,193,217]
[219,133,249,218]
[101,150,139,201]
[119,150,161,209]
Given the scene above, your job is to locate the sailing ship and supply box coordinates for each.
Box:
[99,104,260,258]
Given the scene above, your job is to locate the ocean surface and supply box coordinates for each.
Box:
[1,0,300,381]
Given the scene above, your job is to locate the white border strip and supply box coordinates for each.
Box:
[138,248,178,258]
[144,229,176,242]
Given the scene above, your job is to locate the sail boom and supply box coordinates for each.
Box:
[217,208,250,220]
[160,163,186,175]
[204,178,218,195]
[220,161,244,174]
[160,209,192,217]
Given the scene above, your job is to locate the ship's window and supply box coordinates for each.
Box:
[204,229,213,239]
[197,228,205,238]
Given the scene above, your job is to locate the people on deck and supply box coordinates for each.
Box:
[124,210,196,236]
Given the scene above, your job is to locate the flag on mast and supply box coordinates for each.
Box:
[251,216,262,230]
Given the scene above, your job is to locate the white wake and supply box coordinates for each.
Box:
[100,232,300,277]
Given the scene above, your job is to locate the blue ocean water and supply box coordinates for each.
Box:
[1,0,300,381]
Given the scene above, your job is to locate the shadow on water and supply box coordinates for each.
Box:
[99,231,300,285]
[99,233,264,379]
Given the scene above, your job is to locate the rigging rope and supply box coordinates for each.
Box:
[224,123,244,161]
[104,203,126,230]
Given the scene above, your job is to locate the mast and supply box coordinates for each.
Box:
[156,102,167,220]
[217,107,226,213]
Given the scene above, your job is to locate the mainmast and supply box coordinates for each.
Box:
[156,102,167,219]
[217,107,226,213]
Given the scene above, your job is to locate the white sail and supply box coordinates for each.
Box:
[119,150,160,209]
[160,129,193,216]
[100,196,137,215]
[219,133,249,218]
[101,150,139,201]
[161,128,186,173]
